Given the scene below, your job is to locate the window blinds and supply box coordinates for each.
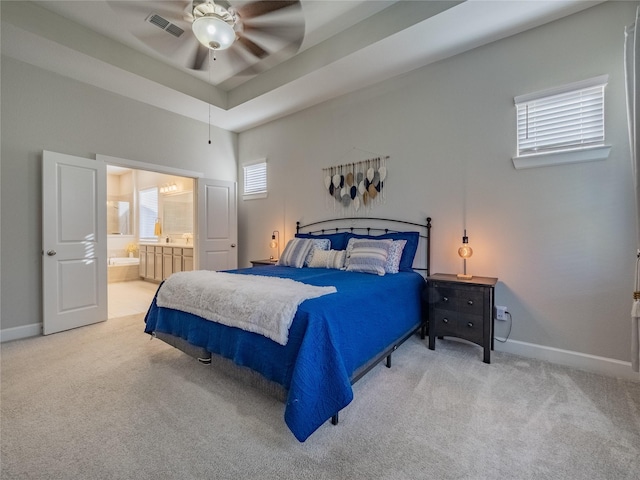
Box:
[243,162,267,196]
[515,76,607,157]
[139,187,158,238]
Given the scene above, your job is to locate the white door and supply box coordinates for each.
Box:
[197,179,237,271]
[42,151,107,335]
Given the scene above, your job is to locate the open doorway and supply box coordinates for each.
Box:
[42,151,237,335]
[106,165,195,319]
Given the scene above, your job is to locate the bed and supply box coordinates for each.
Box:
[144,217,432,442]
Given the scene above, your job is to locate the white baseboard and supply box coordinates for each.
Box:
[495,338,640,382]
[0,323,42,343]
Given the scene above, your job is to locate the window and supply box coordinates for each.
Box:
[243,160,267,199]
[139,187,159,239]
[513,75,611,169]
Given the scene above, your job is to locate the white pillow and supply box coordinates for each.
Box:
[385,240,407,274]
[278,238,313,268]
[345,239,392,276]
[304,238,331,266]
[308,249,346,269]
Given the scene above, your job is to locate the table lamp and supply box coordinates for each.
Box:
[270,230,280,260]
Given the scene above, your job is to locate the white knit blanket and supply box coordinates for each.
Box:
[156,270,336,345]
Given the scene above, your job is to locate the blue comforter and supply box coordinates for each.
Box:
[144,266,425,441]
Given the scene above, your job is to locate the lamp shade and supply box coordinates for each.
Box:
[456,229,473,279]
[458,244,473,259]
[192,15,236,50]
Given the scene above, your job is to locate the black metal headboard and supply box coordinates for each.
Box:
[296,217,432,276]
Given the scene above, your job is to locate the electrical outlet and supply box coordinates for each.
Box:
[495,305,508,321]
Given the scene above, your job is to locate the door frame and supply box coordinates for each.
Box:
[98,155,204,268]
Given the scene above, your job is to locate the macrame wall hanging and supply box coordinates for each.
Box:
[322,156,388,212]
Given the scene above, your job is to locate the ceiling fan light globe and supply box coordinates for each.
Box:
[192,15,235,50]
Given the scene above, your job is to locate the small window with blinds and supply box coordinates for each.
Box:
[139,187,159,240]
[513,75,611,169]
[243,160,267,199]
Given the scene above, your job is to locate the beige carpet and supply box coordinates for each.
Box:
[2,314,639,480]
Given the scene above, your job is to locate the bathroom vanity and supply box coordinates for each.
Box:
[139,243,193,282]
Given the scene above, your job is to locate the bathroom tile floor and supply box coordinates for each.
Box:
[108,280,159,319]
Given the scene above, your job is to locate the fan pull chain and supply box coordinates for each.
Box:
[208,49,213,144]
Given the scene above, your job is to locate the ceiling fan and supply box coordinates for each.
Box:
[107,0,305,76]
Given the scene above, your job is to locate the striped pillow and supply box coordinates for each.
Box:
[308,249,347,269]
[345,239,392,276]
[278,238,313,268]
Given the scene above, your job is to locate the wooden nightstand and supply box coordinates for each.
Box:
[427,273,498,364]
[250,259,278,267]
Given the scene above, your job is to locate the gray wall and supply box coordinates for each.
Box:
[237,2,638,365]
[1,57,237,331]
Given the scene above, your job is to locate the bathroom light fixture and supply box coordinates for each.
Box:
[270,230,280,260]
[457,229,473,279]
[159,183,178,194]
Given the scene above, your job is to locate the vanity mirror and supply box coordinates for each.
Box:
[107,199,132,235]
[163,191,193,235]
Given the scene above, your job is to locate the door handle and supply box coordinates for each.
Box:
[46,250,57,256]
[231,244,236,248]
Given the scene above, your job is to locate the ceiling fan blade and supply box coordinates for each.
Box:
[236,35,269,59]
[222,46,265,75]
[107,1,189,24]
[243,24,304,45]
[133,30,188,53]
[235,1,300,20]
[189,44,210,70]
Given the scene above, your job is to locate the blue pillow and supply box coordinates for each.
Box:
[345,231,419,271]
[295,232,349,251]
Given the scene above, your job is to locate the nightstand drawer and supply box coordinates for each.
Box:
[457,314,484,344]
[432,310,484,345]
[457,292,484,315]
[432,287,484,315]
[431,287,457,309]
[433,309,459,337]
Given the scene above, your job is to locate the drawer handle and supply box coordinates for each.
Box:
[467,300,474,306]
[442,318,449,324]
[467,322,474,328]
[443,296,449,303]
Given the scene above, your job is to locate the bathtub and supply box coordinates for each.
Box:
[108,257,140,283]
[109,257,139,266]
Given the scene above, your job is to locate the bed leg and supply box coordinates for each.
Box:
[386,345,398,368]
[331,413,339,425]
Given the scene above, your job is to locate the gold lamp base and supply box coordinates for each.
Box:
[457,273,473,280]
